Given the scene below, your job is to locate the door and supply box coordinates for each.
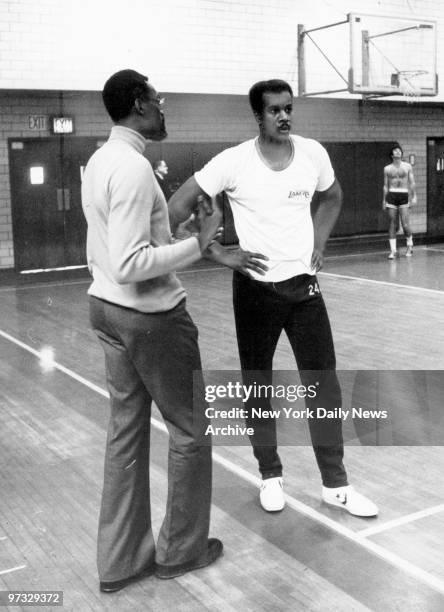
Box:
[145,141,239,245]
[427,138,444,236]
[9,137,101,271]
[62,138,101,265]
[9,139,64,270]
[354,142,393,235]
[317,141,395,237]
[143,143,193,198]
[321,143,356,236]
[159,143,194,196]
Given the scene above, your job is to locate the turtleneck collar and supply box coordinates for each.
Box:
[109,125,147,154]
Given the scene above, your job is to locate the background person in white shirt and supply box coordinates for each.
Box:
[153,159,169,195]
[169,79,378,518]
[82,69,223,592]
[153,159,196,239]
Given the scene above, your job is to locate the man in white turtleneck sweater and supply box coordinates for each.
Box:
[81,69,223,592]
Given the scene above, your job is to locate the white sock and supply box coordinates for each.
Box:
[406,236,413,247]
[389,239,397,252]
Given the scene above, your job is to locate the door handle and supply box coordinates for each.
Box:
[56,188,64,211]
[63,188,71,210]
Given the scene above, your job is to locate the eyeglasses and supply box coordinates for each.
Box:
[147,95,165,108]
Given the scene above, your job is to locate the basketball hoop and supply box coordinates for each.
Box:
[397,70,427,103]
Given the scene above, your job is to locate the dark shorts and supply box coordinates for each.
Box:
[387,192,409,208]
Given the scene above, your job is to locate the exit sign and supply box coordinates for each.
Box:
[28,115,47,130]
[51,116,74,134]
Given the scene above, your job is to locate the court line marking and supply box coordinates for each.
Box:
[3,248,444,296]
[1,267,442,299]
[323,246,439,260]
[179,267,226,274]
[0,279,91,294]
[0,565,27,576]
[319,271,444,296]
[423,247,444,253]
[357,503,444,537]
[324,250,390,260]
[0,330,108,398]
[2,329,444,595]
[0,268,226,294]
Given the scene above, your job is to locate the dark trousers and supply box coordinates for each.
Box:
[232,271,347,488]
[89,297,211,582]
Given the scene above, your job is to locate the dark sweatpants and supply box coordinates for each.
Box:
[232,271,348,488]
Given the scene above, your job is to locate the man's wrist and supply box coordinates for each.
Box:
[313,240,326,254]
[203,243,218,259]
[205,242,226,262]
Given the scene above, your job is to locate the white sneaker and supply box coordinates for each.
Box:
[259,477,285,512]
[322,485,378,517]
[405,246,413,257]
[387,251,398,260]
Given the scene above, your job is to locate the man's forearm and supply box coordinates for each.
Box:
[167,176,206,234]
[168,196,195,234]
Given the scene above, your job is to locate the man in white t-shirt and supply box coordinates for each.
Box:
[169,79,378,518]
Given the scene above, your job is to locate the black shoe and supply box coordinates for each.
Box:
[155,538,223,580]
[99,563,155,593]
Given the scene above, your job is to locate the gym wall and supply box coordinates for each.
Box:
[1,89,444,269]
[1,0,444,269]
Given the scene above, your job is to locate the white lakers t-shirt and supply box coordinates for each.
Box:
[194,135,335,282]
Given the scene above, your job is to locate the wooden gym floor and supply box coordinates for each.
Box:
[1,244,444,611]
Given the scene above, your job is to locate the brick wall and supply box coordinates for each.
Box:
[0,90,111,267]
[1,89,444,268]
[1,0,443,267]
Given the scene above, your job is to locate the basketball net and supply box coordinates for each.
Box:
[398,70,426,104]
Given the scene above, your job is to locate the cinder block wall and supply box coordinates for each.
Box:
[1,90,444,269]
[1,0,443,268]
[0,91,111,268]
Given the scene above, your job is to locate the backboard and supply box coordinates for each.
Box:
[297,13,438,99]
[349,13,437,98]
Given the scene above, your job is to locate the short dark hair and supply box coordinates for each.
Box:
[248,79,293,116]
[390,144,403,158]
[102,69,150,122]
